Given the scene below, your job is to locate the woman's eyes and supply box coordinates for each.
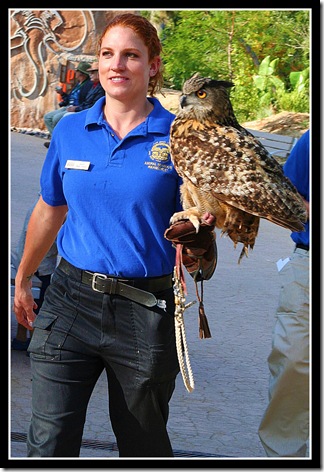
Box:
[101,51,139,58]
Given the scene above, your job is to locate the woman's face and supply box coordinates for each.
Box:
[98,25,160,101]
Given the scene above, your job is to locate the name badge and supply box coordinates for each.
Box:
[65,160,90,170]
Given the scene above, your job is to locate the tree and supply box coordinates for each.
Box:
[158,9,310,121]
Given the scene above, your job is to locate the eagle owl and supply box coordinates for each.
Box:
[169,73,307,262]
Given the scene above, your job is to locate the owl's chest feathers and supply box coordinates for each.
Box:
[171,117,217,138]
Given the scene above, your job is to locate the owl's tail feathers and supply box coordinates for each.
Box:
[238,245,250,264]
[222,231,252,263]
[221,211,260,263]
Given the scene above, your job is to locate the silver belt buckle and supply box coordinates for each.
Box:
[91,272,108,292]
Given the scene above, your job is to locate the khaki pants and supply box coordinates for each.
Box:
[258,247,309,457]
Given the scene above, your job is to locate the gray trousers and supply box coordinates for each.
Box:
[258,247,309,457]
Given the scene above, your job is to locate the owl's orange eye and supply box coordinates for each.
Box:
[196,90,207,99]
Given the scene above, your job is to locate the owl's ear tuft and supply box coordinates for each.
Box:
[209,80,234,89]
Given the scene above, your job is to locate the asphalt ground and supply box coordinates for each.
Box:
[7,131,316,469]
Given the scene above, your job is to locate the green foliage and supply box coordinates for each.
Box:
[161,11,230,89]
[252,56,309,114]
[158,9,310,121]
[289,67,309,93]
[253,57,284,93]
[228,81,260,123]
[252,56,285,110]
[277,67,310,112]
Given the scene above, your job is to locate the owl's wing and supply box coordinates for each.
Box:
[170,124,306,231]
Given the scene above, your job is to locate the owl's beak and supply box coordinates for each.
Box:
[180,95,187,108]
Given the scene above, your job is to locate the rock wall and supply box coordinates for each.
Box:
[10,9,135,131]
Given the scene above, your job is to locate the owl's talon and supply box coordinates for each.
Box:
[192,220,200,233]
[169,210,201,232]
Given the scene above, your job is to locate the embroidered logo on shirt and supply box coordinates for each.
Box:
[145,141,172,172]
[149,142,171,162]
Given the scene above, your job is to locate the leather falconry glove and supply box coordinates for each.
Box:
[164,217,217,281]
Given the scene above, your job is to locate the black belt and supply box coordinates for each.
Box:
[58,258,172,307]
[295,243,309,251]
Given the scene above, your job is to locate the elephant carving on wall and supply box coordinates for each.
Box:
[10,9,96,101]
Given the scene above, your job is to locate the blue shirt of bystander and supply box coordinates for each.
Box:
[283,129,309,247]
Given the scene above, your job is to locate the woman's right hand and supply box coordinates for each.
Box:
[13,279,38,330]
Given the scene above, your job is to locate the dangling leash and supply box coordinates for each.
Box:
[173,245,196,392]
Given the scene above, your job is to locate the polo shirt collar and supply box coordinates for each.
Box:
[84,96,174,136]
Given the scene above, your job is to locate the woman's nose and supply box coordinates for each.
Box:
[110,55,125,70]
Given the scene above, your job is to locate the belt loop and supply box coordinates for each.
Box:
[110,278,118,295]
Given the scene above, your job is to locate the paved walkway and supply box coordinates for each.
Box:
[8,131,312,466]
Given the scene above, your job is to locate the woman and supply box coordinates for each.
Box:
[14,13,182,458]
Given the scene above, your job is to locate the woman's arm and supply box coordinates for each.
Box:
[13,196,67,330]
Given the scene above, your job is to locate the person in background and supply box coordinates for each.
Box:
[11,198,58,351]
[63,62,105,116]
[43,61,92,147]
[13,13,216,458]
[258,129,310,457]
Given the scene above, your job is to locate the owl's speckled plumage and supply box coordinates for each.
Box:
[170,73,307,262]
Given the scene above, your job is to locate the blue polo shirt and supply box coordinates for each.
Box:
[40,96,182,277]
[283,129,309,247]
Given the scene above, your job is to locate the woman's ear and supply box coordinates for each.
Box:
[149,57,161,76]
